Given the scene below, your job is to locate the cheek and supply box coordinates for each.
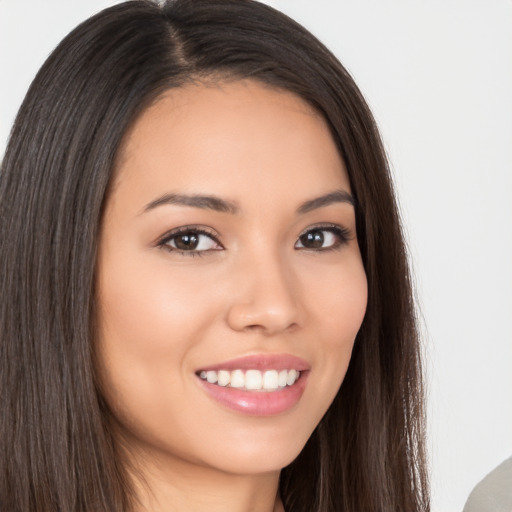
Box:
[96,249,216,358]
[308,253,368,345]
[305,256,367,396]
[328,274,367,355]
[94,250,217,422]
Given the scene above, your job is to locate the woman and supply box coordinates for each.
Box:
[0,0,429,511]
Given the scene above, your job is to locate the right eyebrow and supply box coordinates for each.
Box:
[141,193,239,215]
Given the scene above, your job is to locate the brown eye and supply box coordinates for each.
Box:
[298,230,324,249]
[295,225,350,251]
[160,229,222,254]
[173,232,199,251]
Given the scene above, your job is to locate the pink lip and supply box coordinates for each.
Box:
[196,353,310,372]
[195,353,310,416]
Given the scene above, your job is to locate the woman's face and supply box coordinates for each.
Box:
[96,80,367,476]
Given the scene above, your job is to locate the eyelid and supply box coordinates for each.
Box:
[297,223,351,238]
[295,223,352,250]
[156,225,224,250]
[154,223,352,255]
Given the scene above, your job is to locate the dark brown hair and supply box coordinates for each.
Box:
[0,1,429,510]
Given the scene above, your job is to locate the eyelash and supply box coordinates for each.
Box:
[157,226,223,257]
[156,224,351,257]
[296,224,352,252]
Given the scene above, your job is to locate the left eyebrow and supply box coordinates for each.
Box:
[297,190,355,214]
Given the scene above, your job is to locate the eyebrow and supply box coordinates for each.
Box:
[143,193,239,214]
[142,189,355,215]
[296,189,355,214]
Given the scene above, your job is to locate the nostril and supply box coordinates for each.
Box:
[225,268,300,334]
[227,305,299,335]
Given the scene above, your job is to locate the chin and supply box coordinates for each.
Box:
[204,444,307,476]
[191,417,317,476]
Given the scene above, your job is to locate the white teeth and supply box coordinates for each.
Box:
[217,370,230,387]
[198,368,301,391]
[263,370,279,390]
[206,371,217,384]
[286,369,298,386]
[230,369,245,388]
[245,370,263,390]
[278,369,288,388]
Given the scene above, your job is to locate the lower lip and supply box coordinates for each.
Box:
[197,373,308,416]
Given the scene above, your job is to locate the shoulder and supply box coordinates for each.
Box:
[463,457,512,512]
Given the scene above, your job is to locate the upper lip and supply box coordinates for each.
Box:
[196,353,310,373]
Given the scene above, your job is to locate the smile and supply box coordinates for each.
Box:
[196,354,309,416]
[198,369,301,391]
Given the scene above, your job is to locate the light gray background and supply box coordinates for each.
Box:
[1,2,511,511]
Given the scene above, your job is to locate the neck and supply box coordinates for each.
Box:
[128,451,284,512]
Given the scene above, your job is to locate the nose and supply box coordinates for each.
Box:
[226,253,301,335]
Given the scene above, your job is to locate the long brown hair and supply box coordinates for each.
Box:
[0,1,429,510]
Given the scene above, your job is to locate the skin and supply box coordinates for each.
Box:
[96,79,368,512]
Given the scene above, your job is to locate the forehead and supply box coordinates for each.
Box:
[112,79,350,211]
